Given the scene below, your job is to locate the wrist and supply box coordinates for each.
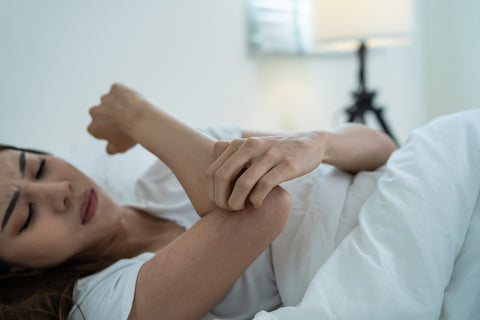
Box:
[314,130,332,164]
[125,99,159,139]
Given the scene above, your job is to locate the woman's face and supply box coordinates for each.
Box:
[0,149,122,268]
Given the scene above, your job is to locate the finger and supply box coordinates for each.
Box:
[227,153,278,210]
[106,143,118,155]
[100,93,117,107]
[86,123,96,136]
[214,144,258,210]
[110,83,124,95]
[248,163,291,208]
[89,106,97,116]
[86,119,105,138]
[214,141,230,158]
[205,140,243,208]
[86,117,109,139]
[100,94,108,104]
[89,105,111,121]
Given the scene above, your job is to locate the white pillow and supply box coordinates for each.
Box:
[54,141,156,204]
[53,126,242,204]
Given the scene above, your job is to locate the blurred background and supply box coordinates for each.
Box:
[0,0,479,150]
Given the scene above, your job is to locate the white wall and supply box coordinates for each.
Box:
[0,0,425,150]
[420,0,480,119]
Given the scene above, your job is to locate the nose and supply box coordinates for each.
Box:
[26,180,72,213]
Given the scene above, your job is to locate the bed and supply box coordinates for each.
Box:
[55,111,480,320]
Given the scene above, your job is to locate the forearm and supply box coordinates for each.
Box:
[322,123,397,173]
[130,187,290,320]
[205,123,395,210]
[241,125,396,173]
[129,102,217,216]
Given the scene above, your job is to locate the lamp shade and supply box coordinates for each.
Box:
[310,0,415,51]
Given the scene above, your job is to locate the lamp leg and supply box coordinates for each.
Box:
[371,106,399,146]
[344,41,400,146]
[346,95,399,146]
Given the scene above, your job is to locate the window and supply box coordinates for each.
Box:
[247,0,312,54]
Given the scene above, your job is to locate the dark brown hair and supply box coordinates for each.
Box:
[0,145,113,320]
[0,258,113,320]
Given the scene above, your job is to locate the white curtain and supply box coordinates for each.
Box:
[247,0,311,54]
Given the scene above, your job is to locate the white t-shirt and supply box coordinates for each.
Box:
[68,127,282,320]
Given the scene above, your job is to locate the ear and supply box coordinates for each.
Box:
[213,141,230,158]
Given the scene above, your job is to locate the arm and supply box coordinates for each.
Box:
[129,186,290,320]
[323,123,397,172]
[242,126,397,172]
[127,104,218,216]
[88,83,221,216]
[208,124,396,210]
[88,84,292,319]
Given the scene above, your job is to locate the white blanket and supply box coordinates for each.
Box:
[254,109,480,320]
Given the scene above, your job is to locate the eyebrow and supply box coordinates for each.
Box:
[1,152,25,231]
[20,151,26,178]
[2,190,20,231]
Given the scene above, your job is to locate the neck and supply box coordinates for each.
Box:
[99,207,176,261]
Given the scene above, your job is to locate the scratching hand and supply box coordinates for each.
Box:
[206,132,326,211]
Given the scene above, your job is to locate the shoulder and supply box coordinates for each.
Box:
[68,253,155,320]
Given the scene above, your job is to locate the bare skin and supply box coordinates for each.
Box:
[0,84,291,320]
[87,83,292,319]
[0,149,184,268]
[86,83,396,319]
[208,125,397,210]
[0,82,396,320]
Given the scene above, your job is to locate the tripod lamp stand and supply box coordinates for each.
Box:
[311,0,415,146]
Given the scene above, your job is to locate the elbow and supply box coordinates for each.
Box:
[380,131,398,158]
[259,186,291,236]
[364,131,398,171]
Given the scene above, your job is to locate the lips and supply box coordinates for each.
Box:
[80,188,98,225]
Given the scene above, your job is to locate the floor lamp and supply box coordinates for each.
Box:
[310,0,415,146]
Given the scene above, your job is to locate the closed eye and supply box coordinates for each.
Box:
[19,158,45,233]
[19,203,35,234]
[36,158,46,179]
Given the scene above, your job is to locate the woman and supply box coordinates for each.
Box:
[0,83,396,320]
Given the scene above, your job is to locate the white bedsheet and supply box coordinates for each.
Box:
[254,109,480,320]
